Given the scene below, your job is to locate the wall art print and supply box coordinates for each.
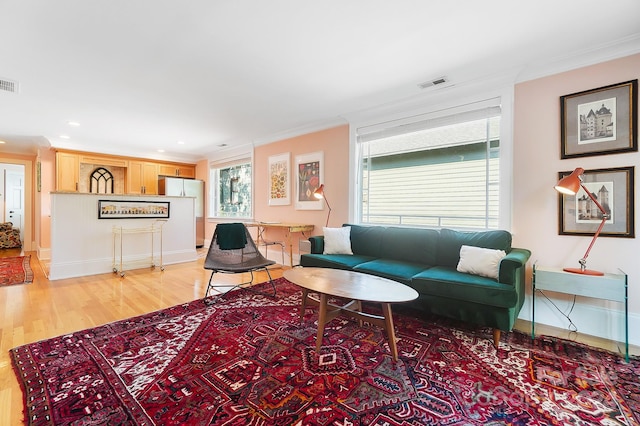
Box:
[558,166,634,238]
[560,79,637,159]
[295,151,324,210]
[268,153,290,206]
[98,200,170,219]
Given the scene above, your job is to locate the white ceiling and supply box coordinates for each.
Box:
[1,0,639,162]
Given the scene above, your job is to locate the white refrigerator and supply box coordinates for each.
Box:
[158,177,205,247]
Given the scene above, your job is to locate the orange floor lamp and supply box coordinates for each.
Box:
[313,184,332,227]
[554,167,608,276]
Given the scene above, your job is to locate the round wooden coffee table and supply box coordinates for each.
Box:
[284,267,419,361]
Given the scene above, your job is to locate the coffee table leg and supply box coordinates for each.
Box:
[381,303,399,362]
[316,293,328,352]
[300,288,309,322]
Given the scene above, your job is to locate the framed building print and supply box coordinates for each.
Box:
[295,151,324,210]
[558,166,634,238]
[268,153,291,206]
[560,79,637,159]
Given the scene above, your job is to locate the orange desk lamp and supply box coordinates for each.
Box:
[313,184,332,227]
[554,167,608,276]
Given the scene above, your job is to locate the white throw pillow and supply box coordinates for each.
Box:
[456,245,506,280]
[323,226,353,255]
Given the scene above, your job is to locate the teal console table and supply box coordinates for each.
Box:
[532,265,628,362]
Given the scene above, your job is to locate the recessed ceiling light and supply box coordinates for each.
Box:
[157,149,165,153]
[59,135,70,139]
[67,121,80,126]
[177,140,185,145]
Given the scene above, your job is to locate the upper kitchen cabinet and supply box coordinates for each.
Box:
[56,152,80,192]
[158,163,196,178]
[127,161,159,195]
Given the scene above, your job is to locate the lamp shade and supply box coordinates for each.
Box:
[313,184,325,200]
[554,167,584,195]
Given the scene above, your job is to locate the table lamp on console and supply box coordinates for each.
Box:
[554,167,609,276]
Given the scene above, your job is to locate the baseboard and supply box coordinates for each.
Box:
[519,293,640,349]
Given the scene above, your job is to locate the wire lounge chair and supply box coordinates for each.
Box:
[204,223,276,301]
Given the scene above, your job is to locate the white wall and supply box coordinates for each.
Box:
[49,193,197,280]
[514,53,640,346]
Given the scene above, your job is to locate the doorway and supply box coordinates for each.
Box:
[2,164,25,238]
[0,160,31,251]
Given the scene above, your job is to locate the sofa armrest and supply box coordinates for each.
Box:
[309,236,325,254]
[498,248,531,285]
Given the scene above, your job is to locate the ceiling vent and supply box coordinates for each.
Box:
[0,78,19,94]
[418,76,449,90]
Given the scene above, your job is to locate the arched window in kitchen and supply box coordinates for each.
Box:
[90,167,114,194]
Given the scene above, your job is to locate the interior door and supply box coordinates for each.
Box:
[5,170,25,239]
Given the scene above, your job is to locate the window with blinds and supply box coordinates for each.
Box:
[356,99,501,230]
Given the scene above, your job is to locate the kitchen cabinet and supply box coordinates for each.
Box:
[128,161,159,194]
[55,149,195,195]
[56,152,80,192]
[158,164,196,178]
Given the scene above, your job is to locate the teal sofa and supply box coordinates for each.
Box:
[299,224,531,346]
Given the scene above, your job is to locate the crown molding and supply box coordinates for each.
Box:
[515,34,640,83]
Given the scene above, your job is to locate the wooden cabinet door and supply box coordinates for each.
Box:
[158,164,196,178]
[176,165,195,178]
[128,161,158,194]
[56,152,80,192]
[142,162,158,194]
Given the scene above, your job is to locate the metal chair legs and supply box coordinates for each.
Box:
[204,268,276,304]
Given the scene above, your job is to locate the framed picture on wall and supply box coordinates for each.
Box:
[268,153,291,206]
[295,151,324,210]
[558,166,634,238]
[560,79,637,159]
[98,200,170,219]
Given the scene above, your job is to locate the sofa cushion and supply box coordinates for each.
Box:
[323,226,353,255]
[411,266,518,308]
[457,245,506,280]
[353,259,430,285]
[437,229,512,268]
[300,253,375,270]
[343,224,386,257]
[378,227,439,265]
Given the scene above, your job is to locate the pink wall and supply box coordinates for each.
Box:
[514,53,640,315]
[251,125,350,251]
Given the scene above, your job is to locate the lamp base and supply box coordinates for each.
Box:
[563,267,604,276]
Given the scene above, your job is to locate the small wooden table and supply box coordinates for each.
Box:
[254,222,314,266]
[284,267,419,361]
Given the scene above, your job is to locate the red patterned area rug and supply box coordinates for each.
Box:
[11,278,639,425]
[0,255,33,287]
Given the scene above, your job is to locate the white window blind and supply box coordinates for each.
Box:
[356,98,501,230]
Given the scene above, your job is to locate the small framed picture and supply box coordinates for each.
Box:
[560,80,637,159]
[295,151,324,210]
[268,153,291,206]
[558,166,634,238]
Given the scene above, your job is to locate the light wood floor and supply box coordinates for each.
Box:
[0,250,636,425]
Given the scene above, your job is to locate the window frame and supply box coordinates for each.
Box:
[349,89,513,232]
[208,151,254,220]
